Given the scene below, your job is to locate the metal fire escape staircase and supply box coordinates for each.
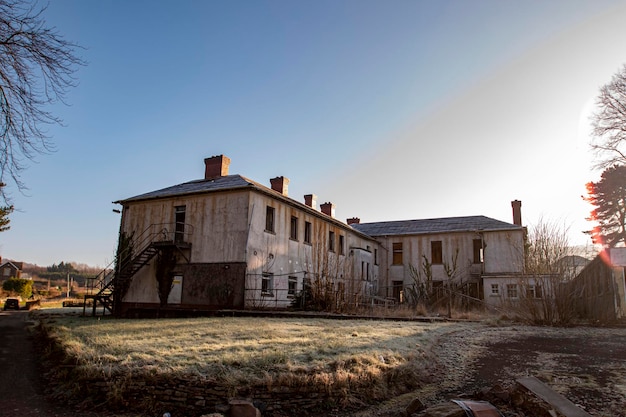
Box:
[84,223,192,317]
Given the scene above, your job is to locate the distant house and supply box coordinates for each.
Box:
[0,258,23,281]
[92,154,532,317]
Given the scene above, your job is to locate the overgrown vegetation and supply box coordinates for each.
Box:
[2,276,32,299]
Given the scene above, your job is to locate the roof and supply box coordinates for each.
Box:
[116,175,258,203]
[351,215,523,237]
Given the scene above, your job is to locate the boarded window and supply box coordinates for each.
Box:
[431,241,443,264]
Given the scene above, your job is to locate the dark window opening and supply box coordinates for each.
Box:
[431,241,443,264]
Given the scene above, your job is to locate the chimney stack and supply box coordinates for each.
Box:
[511,200,522,226]
[320,202,335,218]
[347,217,360,225]
[270,176,289,196]
[304,194,317,210]
[204,155,230,180]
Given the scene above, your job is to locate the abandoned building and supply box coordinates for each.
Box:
[0,257,23,281]
[88,154,540,316]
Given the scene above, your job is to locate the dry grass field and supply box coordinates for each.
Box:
[35,309,466,397]
[31,309,626,416]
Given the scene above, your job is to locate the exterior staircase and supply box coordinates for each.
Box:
[84,223,191,317]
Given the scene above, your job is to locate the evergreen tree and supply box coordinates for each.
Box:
[584,165,626,246]
[0,183,11,232]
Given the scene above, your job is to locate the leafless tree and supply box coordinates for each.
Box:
[0,0,84,202]
[590,64,626,170]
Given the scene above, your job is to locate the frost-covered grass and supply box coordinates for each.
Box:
[33,312,474,397]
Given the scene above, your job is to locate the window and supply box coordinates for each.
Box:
[329,231,335,252]
[528,285,542,299]
[339,235,345,255]
[265,206,275,233]
[288,276,298,296]
[473,239,483,264]
[175,205,186,243]
[506,284,518,299]
[374,249,378,265]
[290,216,298,240]
[392,243,403,265]
[304,221,312,244]
[491,284,499,295]
[262,273,274,296]
[431,241,443,264]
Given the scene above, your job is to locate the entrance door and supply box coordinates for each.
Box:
[168,275,183,304]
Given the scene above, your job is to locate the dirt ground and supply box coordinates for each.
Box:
[2,310,625,416]
[356,323,626,417]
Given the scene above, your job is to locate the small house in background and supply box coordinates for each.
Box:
[569,248,626,321]
[0,257,23,281]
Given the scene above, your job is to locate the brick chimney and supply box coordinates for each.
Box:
[270,176,289,196]
[511,200,522,226]
[204,155,230,180]
[347,217,360,225]
[304,194,317,210]
[320,202,335,218]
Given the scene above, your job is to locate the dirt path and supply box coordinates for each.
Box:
[0,310,71,416]
[0,310,130,417]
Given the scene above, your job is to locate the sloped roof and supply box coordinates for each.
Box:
[351,215,522,237]
[116,175,259,203]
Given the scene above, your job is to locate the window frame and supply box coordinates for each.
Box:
[265,206,275,233]
[431,241,443,264]
[392,242,403,265]
[290,216,298,241]
[304,221,312,244]
[261,272,274,297]
[329,231,335,252]
[506,283,518,299]
[288,276,298,297]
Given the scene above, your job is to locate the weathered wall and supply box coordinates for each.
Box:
[244,192,379,308]
[570,256,624,321]
[376,229,525,298]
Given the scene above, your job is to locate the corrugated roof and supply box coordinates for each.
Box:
[116,175,258,203]
[351,215,522,236]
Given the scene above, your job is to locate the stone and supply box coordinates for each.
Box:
[229,398,262,417]
[406,397,426,415]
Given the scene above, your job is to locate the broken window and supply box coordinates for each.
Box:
[262,272,274,296]
[175,205,186,243]
[473,239,483,264]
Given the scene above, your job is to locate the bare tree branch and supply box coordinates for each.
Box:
[0,0,84,203]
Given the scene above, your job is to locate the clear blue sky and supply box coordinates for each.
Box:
[1,0,625,267]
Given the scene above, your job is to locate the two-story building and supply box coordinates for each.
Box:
[350,209,526,305]
[99,154,528,316]
[109,155,379,316]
